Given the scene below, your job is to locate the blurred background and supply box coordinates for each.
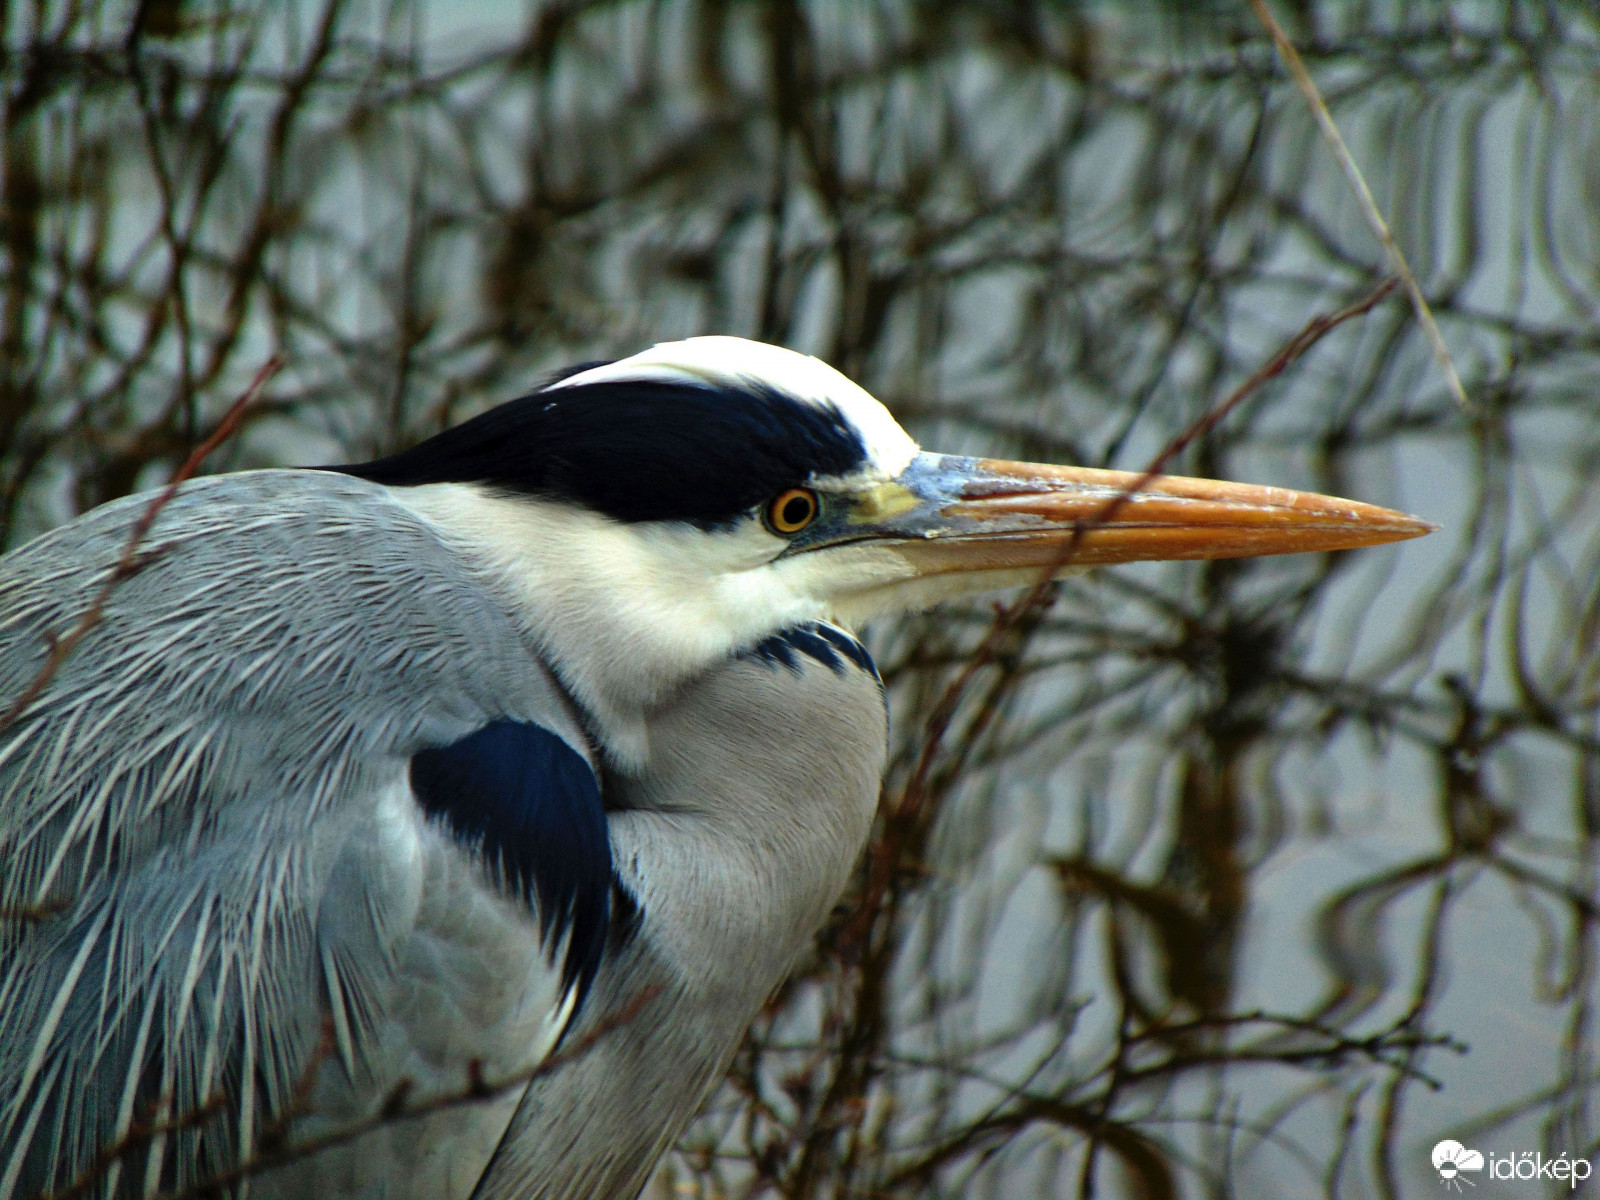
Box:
[3,1,1599,1196]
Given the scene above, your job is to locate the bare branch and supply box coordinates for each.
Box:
[151,986,659,1200]
[1246,0,1471,411]
[0,358,281,736]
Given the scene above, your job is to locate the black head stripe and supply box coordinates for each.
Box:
[335,377,868,528]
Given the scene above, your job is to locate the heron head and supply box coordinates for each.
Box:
[340,336,1433,741]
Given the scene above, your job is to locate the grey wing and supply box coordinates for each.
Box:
[0,472,594,1199]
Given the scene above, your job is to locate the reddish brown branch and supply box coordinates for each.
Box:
[0,358,281,736]
[39,1094,231,1200]
[846,277,1401,950]
[151,985,660,1200]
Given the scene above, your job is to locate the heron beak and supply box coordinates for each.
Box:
[835,452,1436,580]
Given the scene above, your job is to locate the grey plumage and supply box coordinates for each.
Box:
[0,468,883,1199]
[0,473,582,1195]
[467,643,883,1198]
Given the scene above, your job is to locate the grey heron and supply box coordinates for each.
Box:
[0,337,1432,1198]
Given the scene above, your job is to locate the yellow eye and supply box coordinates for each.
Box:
[766,487,819,535]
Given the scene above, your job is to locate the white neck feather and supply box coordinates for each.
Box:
[389,484,843,766]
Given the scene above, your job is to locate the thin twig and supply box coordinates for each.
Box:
[907,277,1399,816]
[837,274,1407,1183]
[257,1018,338,1154]
[0,358,281,735]
[40,1094,231,1200]
[1246,0,1472,412]
[846,277,1401,950]
[152,985,660,1200]
[0,899,71,923]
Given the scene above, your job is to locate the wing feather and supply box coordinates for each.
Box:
[0,472,601,1199]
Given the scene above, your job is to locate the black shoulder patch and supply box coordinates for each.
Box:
[409,720,611,1005]
[742,623,879,682]
[334,377,868,529]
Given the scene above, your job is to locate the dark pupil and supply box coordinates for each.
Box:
[782,495,812,526]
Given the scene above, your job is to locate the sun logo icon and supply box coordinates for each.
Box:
[1431,1140,1484,1191]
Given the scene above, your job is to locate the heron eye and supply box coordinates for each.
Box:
[766,488,818,535]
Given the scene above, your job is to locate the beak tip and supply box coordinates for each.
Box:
[1300,506,1437,553]
[1378,512,1439,541]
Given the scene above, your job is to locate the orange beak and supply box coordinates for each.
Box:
[808,453,1435,580]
